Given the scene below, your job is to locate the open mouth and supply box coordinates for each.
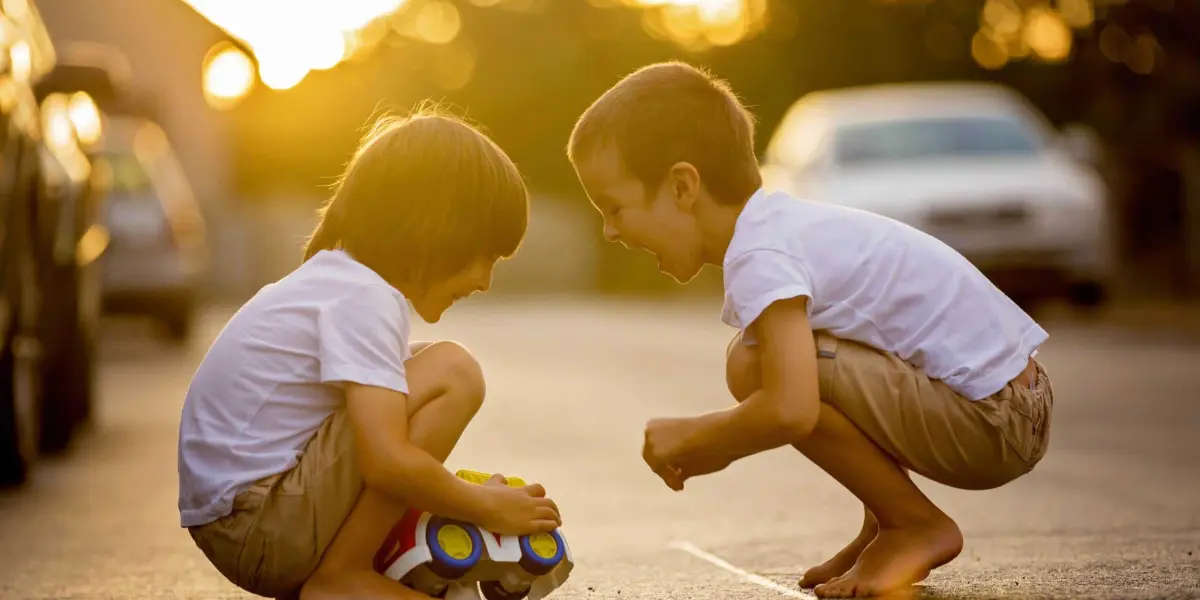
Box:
[635,245,665,271]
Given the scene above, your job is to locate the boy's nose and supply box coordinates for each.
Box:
[603,223,620,243]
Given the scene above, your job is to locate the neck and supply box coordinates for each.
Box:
[697,198,748,267]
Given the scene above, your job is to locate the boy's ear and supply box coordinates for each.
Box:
[667,161,701,212]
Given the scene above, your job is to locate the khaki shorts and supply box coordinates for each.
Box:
[813,332,1054,490]
[189,411,362,599]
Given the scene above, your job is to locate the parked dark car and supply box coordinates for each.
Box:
[93,115,206,342]
[0,0,107,486]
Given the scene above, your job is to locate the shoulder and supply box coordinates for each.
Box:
[275,257,411,341]
[724,190,818,279]
[293,251,408,314]
[322,282,409,332]
[724,190,813,266]
[333,282,407,315]
[720,191,822,330]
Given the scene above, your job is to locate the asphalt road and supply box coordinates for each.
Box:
[0,297,1197,600]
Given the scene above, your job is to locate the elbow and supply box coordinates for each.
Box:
[358,444,411,494]
[358,454,391,491]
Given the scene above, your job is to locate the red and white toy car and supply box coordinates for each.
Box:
[374,470,574,600]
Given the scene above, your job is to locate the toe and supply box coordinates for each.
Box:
[814,577,848,599]
[798,570,821,589]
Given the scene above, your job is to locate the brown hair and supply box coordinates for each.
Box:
[567,61,762,205]
[304,106,529,287]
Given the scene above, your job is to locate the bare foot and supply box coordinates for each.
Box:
[814,516,962,598]
[799,515,879,588]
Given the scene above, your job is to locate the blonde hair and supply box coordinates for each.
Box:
[305,106,529,287]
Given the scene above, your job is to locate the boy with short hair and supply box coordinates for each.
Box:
[566,61,1053,598]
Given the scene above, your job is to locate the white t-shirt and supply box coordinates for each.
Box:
[721,189,1047,401]
[178,249,412,528]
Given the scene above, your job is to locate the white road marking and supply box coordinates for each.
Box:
[669,540,814,598]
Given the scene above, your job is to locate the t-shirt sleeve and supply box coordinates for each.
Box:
[316,286,411,393]
[721,248,814,345]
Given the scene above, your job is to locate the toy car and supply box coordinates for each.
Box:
[374,470,573,600]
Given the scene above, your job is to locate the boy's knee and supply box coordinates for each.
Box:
[725,332,760,402]
[424,341,486,409]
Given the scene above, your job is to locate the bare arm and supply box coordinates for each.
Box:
[655,296,821,479]
[344,383,560,533]
[345,383,487,520]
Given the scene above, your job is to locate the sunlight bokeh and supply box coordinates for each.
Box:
[1023,8,1072,63]
[601,0,769,51]
[9,39,31,84]
[39,93,92,183]
[181,0,417,101]
[175,0,1162,107]
[66,91,103,147]
[969,0,1091,68]
[41,93,75,150]
[202,42,256,109]
[414,1,462,44]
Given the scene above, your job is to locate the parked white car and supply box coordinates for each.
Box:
[760,81,1113,309]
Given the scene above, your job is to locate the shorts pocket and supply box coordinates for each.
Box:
[975,382,1050,467]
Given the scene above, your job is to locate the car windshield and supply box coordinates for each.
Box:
[95,151,153,194]
[833,116,1044,167]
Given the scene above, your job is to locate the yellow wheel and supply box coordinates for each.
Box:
[436,524,474,560]
[519,530,565,575]
[527,533,558,559]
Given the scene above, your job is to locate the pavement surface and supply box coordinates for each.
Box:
[0,297,1198,600]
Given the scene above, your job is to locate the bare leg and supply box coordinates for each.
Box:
[728,335,871,586]
[728,335,873,587]
[797,406,961,598]
[726,334,962,598]
[301,341,486,600]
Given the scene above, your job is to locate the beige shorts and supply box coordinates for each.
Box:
[813,332,1054,490]
[189,411,361,599]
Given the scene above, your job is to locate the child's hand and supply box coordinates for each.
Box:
[677,454,733,480]
[476,476,561,535]
[645,417,734,489]
[643,417,700,490]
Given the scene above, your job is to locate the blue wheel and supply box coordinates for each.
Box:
[518,530,565,576]
[425,516,484,580]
